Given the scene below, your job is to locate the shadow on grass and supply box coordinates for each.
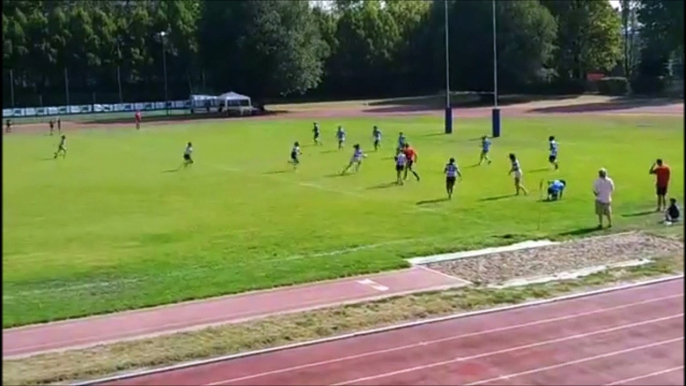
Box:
[324,173,347,178]
[84,110,286,125]
[557,226,602,237]
[621,210,658,218]
[420,132,450,137]
[162,168,181,173]
[528,168,550,174]
[320,150,338,154]
[479,194,514,202]
[363,94,578,114]
[264,169,292,175]
[528,96,683,114]
[417,198,449,205]
[367,182,398,190]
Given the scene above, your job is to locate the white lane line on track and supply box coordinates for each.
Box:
[330,314,683,386]
[605,365,685,385]
[204,294,682,385]
[466,339,684,385]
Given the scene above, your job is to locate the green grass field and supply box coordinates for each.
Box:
[3,114,683,327]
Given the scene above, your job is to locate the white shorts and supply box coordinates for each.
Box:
[513,170,523,179]
[351,157,362,163]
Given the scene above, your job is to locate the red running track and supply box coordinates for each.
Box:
[97,278,685,386]
[3,266,467,358]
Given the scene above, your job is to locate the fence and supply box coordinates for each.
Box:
[2,66,208,110]
[2,100,193,120]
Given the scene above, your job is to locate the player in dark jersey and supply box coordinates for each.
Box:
[313,122,322,145]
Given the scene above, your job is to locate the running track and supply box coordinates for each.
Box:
[94,278,684,385]
[3,266,467,358]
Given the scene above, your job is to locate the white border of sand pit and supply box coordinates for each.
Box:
[487,258,655,289]
[407,240,559,266]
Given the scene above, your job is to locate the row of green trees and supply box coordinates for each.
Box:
[2,0,683,107]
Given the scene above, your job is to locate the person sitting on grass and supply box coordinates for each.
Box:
[547,179,566,201]
[665,198,680,224]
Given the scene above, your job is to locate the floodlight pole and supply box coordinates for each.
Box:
[158,31,170,115]
[444,0,452,134]
[116,38,124,104]
[491,0,501,138]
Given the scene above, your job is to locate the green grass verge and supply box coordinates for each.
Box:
[2,114,683,327]
[3,253,682,386]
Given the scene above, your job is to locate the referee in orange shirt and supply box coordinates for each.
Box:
[402,143,420,181]
[649,158,671,212]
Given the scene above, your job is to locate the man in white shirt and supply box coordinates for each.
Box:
[593,168,615,229]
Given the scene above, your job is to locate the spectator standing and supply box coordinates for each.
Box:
[649,159,671,212]
[593,168,615,229]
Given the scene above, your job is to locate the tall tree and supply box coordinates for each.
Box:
[416,0,556,92]
[619,0,640,77]
[198,0,327,99]
[544,0,622,79]
[637,0,684,54]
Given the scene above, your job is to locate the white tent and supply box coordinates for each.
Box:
[215,92,253,116]
[217,92,252,108]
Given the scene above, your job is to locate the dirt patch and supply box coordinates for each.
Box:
[425,232,684,285]
[5,95,682,136]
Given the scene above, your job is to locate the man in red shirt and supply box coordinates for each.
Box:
[134,111,142,130]
[649,158,671,211]
[402,143,420,181]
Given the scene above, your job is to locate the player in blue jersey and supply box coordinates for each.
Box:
[396,132,407,155]
[336,126,346,150]
[479,135,492,165]
[313,122,322,145]
[444,158,462,199]
[341,144,366,174]
[372,126,382,151]
[548,136,559,170]
[546,179,566,201]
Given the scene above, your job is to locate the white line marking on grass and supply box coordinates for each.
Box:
[605,366,685,385]
[332,314,684,385]
[214,164,440,214]
[465,338,684,386]
[204,296,682,385]
[4,238,436,299]
[357,279,390,292]
[74,275,683,386]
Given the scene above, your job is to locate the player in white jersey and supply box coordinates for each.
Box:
[336,126,346,150]
[54,135,67,159]
[395,151,407,185]
[341,144,366,174]
[444,157,462,199]
[548,136,559,170]
[372,126,382,151]
[290,141,302,169]
[508,153,528,196]
[183,142,194,166]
